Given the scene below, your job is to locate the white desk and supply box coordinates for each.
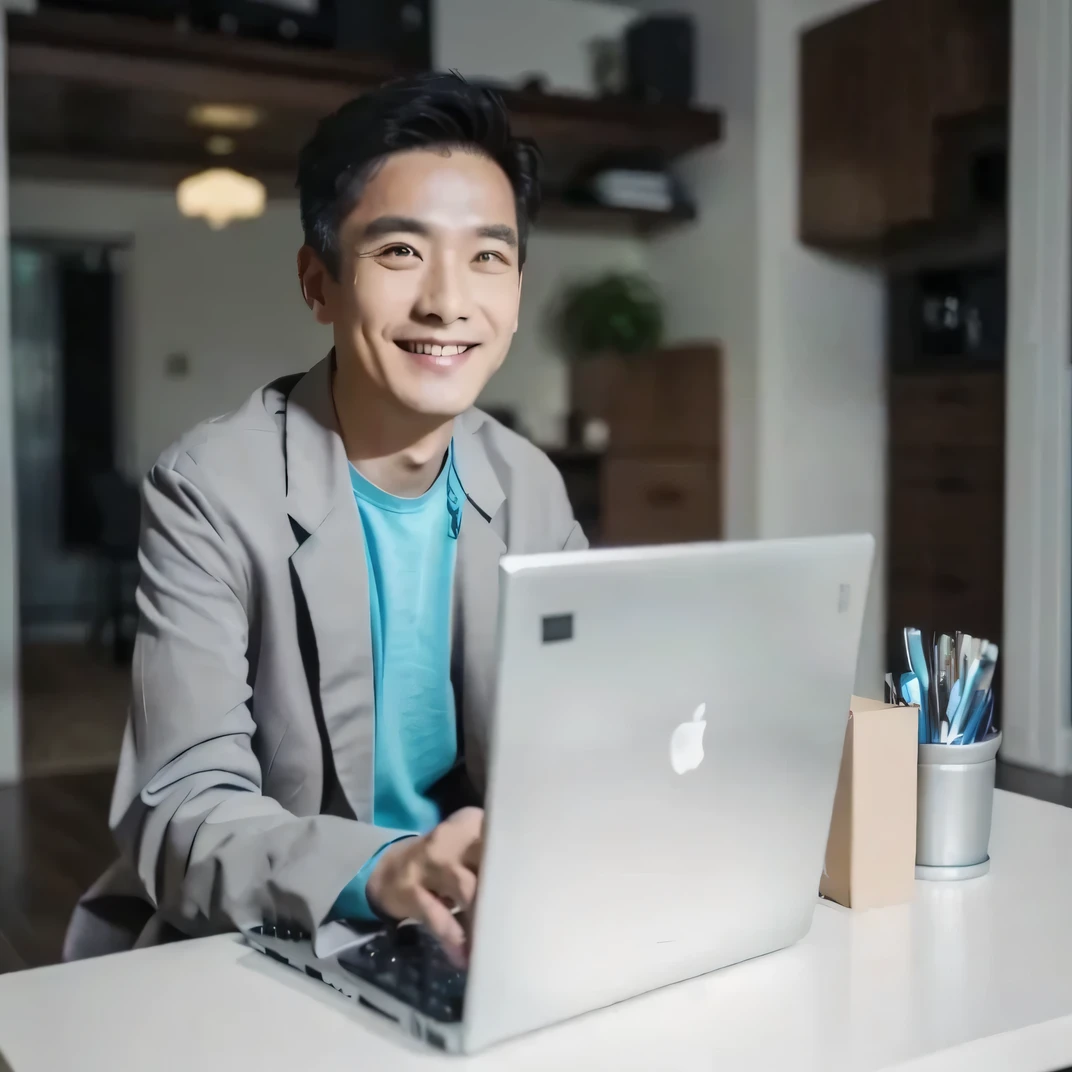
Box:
[2,789,1072,1072]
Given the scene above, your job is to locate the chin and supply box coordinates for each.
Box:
[394,384,481,420]
[386,366,492,419]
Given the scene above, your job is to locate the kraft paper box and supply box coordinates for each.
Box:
[820,695,918,910]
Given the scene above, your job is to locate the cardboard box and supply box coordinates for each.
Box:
[820,695,918,910]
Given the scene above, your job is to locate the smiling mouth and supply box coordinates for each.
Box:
[396,341,478,360]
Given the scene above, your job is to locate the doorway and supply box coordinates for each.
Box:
[10,239,132,777]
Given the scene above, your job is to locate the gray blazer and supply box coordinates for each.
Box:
[65,355,586,960]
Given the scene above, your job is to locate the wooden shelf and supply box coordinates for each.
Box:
[7,9,723,231]
[539,199,697,233]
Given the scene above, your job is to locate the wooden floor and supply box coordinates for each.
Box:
[0,771,114,973]
[20,643,129,778]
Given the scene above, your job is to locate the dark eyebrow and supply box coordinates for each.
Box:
[477,223,518,247]
[359,216,518,247]
[361,216,431,241]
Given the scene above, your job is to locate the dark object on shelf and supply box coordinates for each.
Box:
[889,261,1006,370]
[336,0,431,70]
[8,9,720,231]
[625,14,695,106]
[40,0,187,18]
[565,163,690,218]
[519,75,549,95]
[590,36,625,97]
[189,0,334,47]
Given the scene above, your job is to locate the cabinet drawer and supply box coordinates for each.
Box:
[608,346,721,454]
[889,444,1003,495]
[602,459,721,546]
[890,374,1004,448]
[889,444,1004,552]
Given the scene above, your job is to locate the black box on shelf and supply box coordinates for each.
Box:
[335,0,431,70]
[39,0,188,19]
[188,0,335,47]
[625,14,694,106]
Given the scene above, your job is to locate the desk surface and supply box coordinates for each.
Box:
[2,790,1071,1072]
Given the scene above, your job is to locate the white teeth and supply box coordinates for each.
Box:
[400,342,470,358]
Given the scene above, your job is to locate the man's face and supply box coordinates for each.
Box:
[303,148,523,419]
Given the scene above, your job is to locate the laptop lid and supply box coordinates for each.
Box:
[462,534,874,1052]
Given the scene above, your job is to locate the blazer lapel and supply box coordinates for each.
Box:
[452,411,507,794]
[285,355,375,821]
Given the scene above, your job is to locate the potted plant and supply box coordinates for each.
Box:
[553,272,664,441]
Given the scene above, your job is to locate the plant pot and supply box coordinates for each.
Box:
[569,353,624,425]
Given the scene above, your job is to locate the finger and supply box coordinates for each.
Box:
[429,863,478,912]
[414,886,468,968]
[425,812,482,872]
[444,807,484,843]
[461,834,483,875]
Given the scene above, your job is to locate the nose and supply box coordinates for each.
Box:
[413,253,470,326]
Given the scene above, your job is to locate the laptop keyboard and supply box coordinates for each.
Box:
[336,923,467,1024]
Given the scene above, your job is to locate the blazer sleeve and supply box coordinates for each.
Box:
[110,457,406,940]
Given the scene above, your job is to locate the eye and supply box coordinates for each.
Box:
[474,250,507,265]
[380,244,418,258]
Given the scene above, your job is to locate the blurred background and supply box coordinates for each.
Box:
[0,0,1069,973]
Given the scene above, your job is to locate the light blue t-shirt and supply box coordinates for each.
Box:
[331,445,464,921]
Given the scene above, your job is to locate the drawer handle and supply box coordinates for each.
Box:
[646,484,684,508]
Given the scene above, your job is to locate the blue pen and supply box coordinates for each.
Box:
[979,692,996,740]
[959,644,999,743]
[901,672,923,742]
[905,628,931,740]
[960,690,990,744]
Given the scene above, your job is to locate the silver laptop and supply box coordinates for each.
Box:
[245,534,875,1054]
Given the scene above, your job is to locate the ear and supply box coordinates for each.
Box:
[297,245,334,326]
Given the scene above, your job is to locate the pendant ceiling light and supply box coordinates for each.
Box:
[177,168,267,230]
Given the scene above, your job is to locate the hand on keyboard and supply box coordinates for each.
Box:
[337,922,467,1024]
[366,807,483,968]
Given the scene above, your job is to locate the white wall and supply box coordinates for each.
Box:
[1001,0,1072,772]
[10,181,644,472]
[0,14,20,786]
[755,0,886,696]
[436,0,636,96]
[634,0,760,543]
[636,0,886,694]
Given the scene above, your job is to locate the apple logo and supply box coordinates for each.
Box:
[670,703,707,775]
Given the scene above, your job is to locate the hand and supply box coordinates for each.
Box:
[366,807,483,968]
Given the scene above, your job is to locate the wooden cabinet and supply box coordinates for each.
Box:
[886,372,1005,666]
[561,344,722,548]
[800,0,1009,248]
[601,345,722,547]
[603,458,721,547]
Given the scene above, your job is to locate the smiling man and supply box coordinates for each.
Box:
[66,74,586,968]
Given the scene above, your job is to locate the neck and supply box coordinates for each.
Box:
[333,355,454,498]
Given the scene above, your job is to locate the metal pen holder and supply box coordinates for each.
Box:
[915,731,1001,880]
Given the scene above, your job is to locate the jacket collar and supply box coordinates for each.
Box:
[284,352,505,537]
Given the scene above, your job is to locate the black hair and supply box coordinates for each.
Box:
[297,72,541,277]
